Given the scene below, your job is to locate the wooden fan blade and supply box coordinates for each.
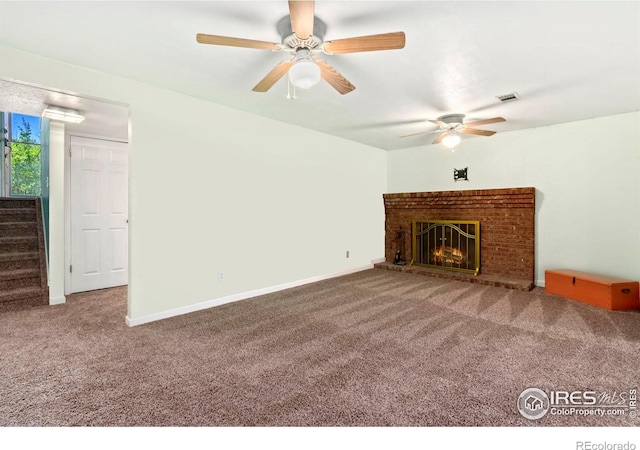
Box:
[429,119,448,127]
[252,61,293,92]
[196,34,281,51]
[433,133,447,144]
[316,60,355,95]
[400,129,442,138]
[460,128,496,136]
[289,0,314,40]
[323,32,405,54]
[463,117,505,127]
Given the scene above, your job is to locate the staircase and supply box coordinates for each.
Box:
[0,198,49,312]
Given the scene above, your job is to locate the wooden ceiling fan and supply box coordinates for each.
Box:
[196,1,405,95]
[401,114,506,146]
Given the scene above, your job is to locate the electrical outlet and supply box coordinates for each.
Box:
[346,250,350,258]
[218,271,225,282]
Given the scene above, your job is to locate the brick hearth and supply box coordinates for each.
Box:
[379,187,535,290]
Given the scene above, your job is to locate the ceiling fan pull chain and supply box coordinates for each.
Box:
[287,78,297,100]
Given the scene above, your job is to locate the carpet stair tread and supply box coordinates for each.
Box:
[0,198,48,311]
[0,198,37,209]
[0,269,42,290]
[0,268,40,280]
[0,210,37,222]
[0,252,40,262]
[0,293,48,312]
[0,221,37,227]
[0,223,38,238]
[0,236,38,243]
[0,286,45,302]
[0,236,39,253]
[0,208,36,213]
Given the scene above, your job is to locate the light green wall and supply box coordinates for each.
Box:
[0,46,387,320]
[387,111,640,285]
[7,44,636,315]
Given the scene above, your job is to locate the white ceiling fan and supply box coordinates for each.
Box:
[401,114,506,148]
[196,0,406,95]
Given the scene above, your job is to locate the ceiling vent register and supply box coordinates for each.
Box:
[497,92,520,103]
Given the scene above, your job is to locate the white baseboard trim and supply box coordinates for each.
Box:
[125,262,378,327]
[49,295,66,305]
[536,279,545,288]
[371,257,386,264]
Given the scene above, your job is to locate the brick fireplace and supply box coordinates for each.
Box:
[377,187,535,290]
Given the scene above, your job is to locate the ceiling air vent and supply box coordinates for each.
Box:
[497,92,520,103]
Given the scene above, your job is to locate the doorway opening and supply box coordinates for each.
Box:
[0,77,130,302]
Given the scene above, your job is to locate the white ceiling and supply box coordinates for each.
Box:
[0,1,638,150]
[0,79,129,141]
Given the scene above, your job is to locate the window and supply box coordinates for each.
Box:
[5,113,42,196]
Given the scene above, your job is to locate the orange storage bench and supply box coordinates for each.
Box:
[545,269,640,310]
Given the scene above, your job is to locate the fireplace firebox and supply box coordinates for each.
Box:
[412,220,480,275]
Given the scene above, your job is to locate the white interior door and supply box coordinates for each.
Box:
[70,136,128,293]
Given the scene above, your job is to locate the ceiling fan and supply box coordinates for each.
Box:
[196,1,406,95]
[401,114,506,148]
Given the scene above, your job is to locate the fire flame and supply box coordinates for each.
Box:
[432,245,465,266]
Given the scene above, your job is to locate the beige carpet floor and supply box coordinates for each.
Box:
[1,269,639,426]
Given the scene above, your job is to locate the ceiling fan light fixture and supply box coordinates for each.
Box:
[42,106,85,124]
[289,59,321,89]
[289,49,321,89]
[442,132,461,149]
